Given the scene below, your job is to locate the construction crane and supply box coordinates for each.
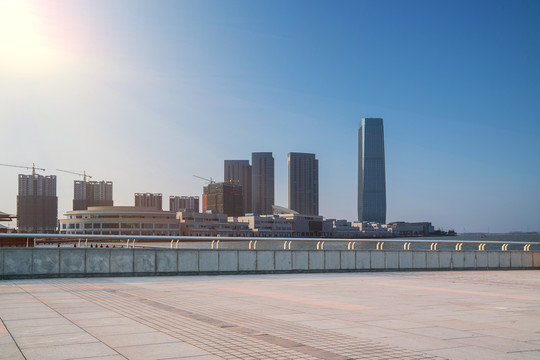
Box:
[56,169,92,181]
[0,163,45,175]
[193,175,215,184]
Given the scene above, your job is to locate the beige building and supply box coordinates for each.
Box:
[177,211,252,237]
[351,221,393,237]
[234,215,293,237]
[59,206,179,236]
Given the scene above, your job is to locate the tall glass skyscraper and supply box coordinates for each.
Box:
[288,152,319,216]
[251,152,274,215]
[358,118,386,223]
[224,160,252,214]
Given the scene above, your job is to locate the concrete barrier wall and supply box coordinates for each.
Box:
[0,248,539,279]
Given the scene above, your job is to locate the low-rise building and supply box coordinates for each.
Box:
[351,222,394,237]
[177,211,252,237]
[234,215,293,237]
[387,221,435,236]
[276,213,332,237]
[330,219,362,238]
[59,206,179,236]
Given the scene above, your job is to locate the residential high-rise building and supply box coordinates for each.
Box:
[202,182,244,217]
[224,160,252,213]
[251,152,274,215]
[73,180,113,210]
[287,153,319,216]
[169,196,199,213]
[17,174,57,232]
[358,118,386,223]
[135,193,163,211]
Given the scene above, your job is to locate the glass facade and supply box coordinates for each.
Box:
[287,153,319,216]
[251,152,274,215]
[358,118,386,223]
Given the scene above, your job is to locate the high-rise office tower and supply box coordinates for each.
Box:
[358,118,386,223]
[135,193,163,211]
[169,196,199,212]
[224,160,252,213]
[202,182,244,217]
[251,152,274,215]
[287,153,319,216]
[17,174,58,232]
[73,180,113,210]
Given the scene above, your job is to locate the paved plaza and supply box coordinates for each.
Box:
[0,271,539,360]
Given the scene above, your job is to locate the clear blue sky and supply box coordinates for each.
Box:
[1,0,539,232]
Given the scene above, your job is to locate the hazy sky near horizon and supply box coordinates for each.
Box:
[1,0,539,233]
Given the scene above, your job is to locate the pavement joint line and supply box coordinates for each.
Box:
[4,272,538,359]
[55,283,360,359]
[146,290,436,359]
[5,282,126,359]
[58,287,442,359]
[55,286,290,359]
[0,317,27,360]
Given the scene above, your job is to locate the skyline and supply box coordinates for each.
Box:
[1,0,540,232]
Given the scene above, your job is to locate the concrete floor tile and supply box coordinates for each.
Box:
[363,319,426,330]
[405,326,484,340]
[22,342,118,360]
[158,356,223,360]
[72,316,140,328]
[4,317,73,329]
[8,324,82,338]
[0,343,25,359]
[85,323,160,336]
[64,311,124,321]
[68,356,127,360]
[425,345,526,360]
[1,270,539,360]
[378,333,469,352]
[15,332,99,349]
[98,331,180,348]
[116,342,210,360]
[454,335,540,353]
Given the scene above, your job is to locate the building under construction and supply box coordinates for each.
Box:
[203,182,244,217]
[135,193,163,211]
[73,180,113,210]
[17,174,58,233]
[169,196,199,213]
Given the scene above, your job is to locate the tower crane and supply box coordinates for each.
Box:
[56,169,92,181]
[0,163,45,175]
[193,175,215,184]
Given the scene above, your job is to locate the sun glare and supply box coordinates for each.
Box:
[0,0,60,72]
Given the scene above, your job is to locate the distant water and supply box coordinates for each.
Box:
[395,233,540,243]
